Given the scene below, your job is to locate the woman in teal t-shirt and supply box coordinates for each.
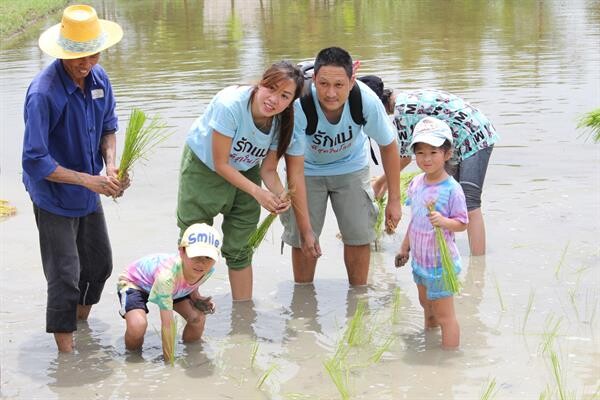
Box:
[177,61,319,301]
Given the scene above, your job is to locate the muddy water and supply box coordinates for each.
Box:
[1,0,599,398]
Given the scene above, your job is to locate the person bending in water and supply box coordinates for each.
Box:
[359,76,498,256]
[395,117,468,349]
[117,223,221,363]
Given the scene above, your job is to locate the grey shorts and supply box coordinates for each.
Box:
[281,167,378,246]
[450,146,493,211]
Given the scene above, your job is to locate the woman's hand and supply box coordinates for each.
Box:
[255,188,290,214]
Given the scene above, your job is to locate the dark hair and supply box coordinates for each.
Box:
[381,88,394,114]
[250,61,304,159]
[313,47,353,78]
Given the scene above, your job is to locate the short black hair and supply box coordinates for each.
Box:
[314,47,353,78]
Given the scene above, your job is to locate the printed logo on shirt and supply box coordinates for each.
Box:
[309,126,354,154]
[91,89,105,99]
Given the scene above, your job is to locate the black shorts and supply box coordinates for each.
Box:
[117,288,190,318]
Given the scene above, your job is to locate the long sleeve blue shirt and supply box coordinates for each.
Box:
[22,59,118,217]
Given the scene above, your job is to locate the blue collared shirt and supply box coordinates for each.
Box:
[22,59,118,217]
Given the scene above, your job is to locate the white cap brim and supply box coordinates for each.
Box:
[185,244,220,261]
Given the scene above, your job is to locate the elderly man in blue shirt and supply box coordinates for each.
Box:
[22,5,128,352]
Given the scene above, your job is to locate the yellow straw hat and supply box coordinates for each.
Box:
[38,4,123,59]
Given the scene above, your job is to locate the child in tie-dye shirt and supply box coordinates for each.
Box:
[117,223,222,363]
[395,117,468,349]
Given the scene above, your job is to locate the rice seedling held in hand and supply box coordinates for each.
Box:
[247,186,294,252]
[161,318,178,366]
[577,108,600,143]
[428,203,461,294]
[374,196,387,250]
[117,108,171,182]
[247,213,277,252]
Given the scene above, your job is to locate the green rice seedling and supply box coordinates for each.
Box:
[249,340,259,369]
[344,300,368,347]
[567,287,580,321]
[492,272,506,312]
[161,318,178,366]
[577,108,600,143]
[479,377,499,400]
[323,357,350,400]
[283,393,316,400]
[428,203,461,294]
[247,213,277,252]
[374,195,387,249]
[369,335,395,363]
[117,108,171,181]
[400,171,420,201]
[540,315,562,355]
[391,287,402,325]
[256,363,280,390]
[549,350,574,400]
[521,289,536,333]
[538,386,550,400]
[554,242,570,280]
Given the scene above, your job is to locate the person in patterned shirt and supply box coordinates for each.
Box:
[117,223,221,362]
[359,76,499,256]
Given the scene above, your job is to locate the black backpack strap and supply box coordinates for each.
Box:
[300,86,318,136]
[350,83,379,165]
[348,84,365,126]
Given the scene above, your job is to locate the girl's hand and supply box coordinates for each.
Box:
[428,211,446,228]
[255,188,287,214]
[395,248,409,268]
[192,295,215,315]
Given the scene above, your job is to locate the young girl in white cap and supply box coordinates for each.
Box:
[395,117,468,349]
[117,223,222,363]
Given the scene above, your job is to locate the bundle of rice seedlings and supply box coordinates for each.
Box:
[343,300,368,347]
[117,108,170,181]
[428,203,461,294]
[247,186,295,252]
[400,170,420,201]
[247,213,277,252]
[161,318,178,366]
[374,196,387,249]
[0,199,17,220]
[577,108,600,143]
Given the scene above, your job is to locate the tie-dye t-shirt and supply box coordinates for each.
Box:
[405,174,469,280]
[393,89,499,162]
[117,253,214,311]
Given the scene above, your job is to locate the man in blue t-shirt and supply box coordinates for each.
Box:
[282,47,401,286]
[21,5,129,352]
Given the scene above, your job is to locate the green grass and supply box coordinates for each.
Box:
[323,357,350,400]
[0,0,67,41]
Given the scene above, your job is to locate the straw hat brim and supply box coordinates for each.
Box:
[38,19,123,59]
